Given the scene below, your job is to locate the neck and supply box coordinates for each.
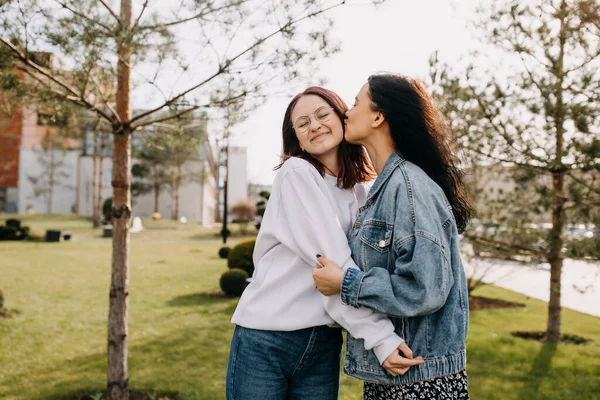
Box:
[314,151,340,176]
[360,130,395,175]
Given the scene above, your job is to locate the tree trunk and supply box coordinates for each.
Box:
[174,165,181,221]
[171,168,178,220]
[546,0,567,343]
[98,133,106,224]
[199,163,205,225]
[546,189,565,342]
[92,130,100,228]
[48,147,55,213]
[107,1,132,399]
[153,181,160,213]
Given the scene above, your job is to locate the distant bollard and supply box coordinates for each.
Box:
[103,225,113,238]
[45,230,61,242]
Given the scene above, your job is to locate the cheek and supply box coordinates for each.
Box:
[296,133,308,147]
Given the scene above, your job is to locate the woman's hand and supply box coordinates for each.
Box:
[312,255,343,295]
[382,342,425,377]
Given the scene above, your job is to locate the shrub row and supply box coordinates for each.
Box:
[0,219,29,241]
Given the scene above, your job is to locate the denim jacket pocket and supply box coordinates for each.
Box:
[360,221,393,254]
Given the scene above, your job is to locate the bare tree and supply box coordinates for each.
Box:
[230,199,256,234]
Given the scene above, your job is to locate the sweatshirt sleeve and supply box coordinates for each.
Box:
[274,165,404,364]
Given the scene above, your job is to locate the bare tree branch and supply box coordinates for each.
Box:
[464,233,547,258]
[98,0,121,25]
[139,0,245,31]
[53,0,113,33]
[130,0,346,125]
[132,0,149,31]
[132,90,249,130]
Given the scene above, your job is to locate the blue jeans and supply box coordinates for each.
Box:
[226,325,343,400]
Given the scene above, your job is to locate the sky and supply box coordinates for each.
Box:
[225,0,479,185]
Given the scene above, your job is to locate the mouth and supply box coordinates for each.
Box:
[309,132,330,142]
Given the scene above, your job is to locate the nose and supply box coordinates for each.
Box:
[309,117,322,131]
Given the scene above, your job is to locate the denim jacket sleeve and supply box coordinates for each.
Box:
[341,226,455,318]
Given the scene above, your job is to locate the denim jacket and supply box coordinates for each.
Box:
[341,151,469,384]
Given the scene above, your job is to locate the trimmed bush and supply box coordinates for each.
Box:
[5,219,21,229]
[218,246,231,259]
[102,198,113,223]
[0,224,29,241]
[220,268,249,297]
[227,239,256,276]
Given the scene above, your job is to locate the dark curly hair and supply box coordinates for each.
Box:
[367,73,473,232]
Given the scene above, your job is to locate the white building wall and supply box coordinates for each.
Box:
[76,156,217,225]
[227,146,248,207]
[18,148,79,214]
[76,155,113,216]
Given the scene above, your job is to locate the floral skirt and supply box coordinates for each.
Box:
[363,370,469,400]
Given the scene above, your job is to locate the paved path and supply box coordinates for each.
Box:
[464,257,600,317]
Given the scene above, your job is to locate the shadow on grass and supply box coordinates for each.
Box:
[4,323,234,400]
[166,292,236,307]
[517,343,557,400]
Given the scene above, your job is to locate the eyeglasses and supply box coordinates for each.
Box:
[293,106,334,133]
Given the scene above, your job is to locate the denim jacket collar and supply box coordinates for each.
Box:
[366,151,404,205]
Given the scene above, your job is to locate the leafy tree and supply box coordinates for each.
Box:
[255,190,270,217]
[230,199,256,234]
[0,1,372,397]
[430,0,600,342]
[151,114,207,220]
[131,135,170,214]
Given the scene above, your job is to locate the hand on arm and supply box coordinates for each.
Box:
[312,255,343,295]
[313,255,424,374]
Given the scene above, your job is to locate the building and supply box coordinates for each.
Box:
[465,163,553,223]
[0,102,80,214]
[0,99,220,225]
[216,146,248,220]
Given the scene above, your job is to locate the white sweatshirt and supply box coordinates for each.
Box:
[231,157,403,364]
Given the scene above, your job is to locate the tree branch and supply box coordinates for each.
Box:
[132,90,248,130]
[98,0,121,25]
[53,0,113,33]
[1,36,80,97]
[468,83,546,164]
[567,170,600,194]
[132,0,149,31]
[131,0,346,125]
[462,143,549,172]
[1,37,114,122]
[139,0,245,31]
[25,71,114,122]
[464,233,547,258]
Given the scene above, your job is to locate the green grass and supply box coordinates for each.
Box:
[0,215,599,400]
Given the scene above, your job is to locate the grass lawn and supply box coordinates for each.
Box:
[1,216,599,399]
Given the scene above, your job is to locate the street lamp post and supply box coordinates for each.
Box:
[221,140,230,243]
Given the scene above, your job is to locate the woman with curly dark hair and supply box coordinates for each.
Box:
[314,74,472,399]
